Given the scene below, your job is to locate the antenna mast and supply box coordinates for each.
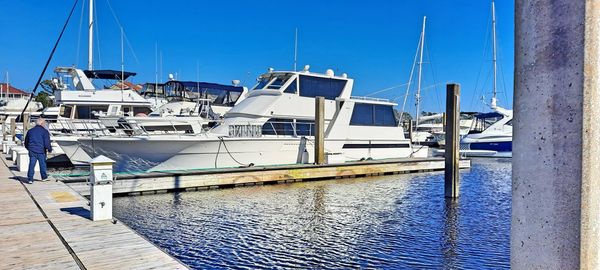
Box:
[491,0,498,108]
[415,16,426,129]
[120,27,124,98]
[294,28,298,71]
[88,0,94,70]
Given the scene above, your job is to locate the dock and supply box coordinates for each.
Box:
[56,157,471,196]
[0,156,187,269]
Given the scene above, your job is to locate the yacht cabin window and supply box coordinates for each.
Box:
[298,75,346,100]
[133,107,152,116]
[350,103,398,127]
[75,105,109,119]
[60,105,73,118]
[262,118,315,136]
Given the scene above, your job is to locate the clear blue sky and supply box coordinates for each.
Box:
[0,0,514,113]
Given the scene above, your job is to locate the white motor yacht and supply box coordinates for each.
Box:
[76,68,428,172]
[52,73,248,166]
[459,106,512,157]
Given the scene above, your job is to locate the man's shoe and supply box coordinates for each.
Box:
[41,178,50,182]
[27,180,34,184]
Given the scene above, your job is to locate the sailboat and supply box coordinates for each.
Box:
[458,0,513,157]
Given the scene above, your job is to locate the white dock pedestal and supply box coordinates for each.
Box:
[10,146,25,162]
[16,149,39,172]
[3,141,16,154]
[89,155,115,221]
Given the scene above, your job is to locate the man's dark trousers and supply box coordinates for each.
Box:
[28,152,48,181]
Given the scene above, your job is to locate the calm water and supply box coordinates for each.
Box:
[113,159,511,269]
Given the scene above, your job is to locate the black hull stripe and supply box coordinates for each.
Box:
[342,143,411,149]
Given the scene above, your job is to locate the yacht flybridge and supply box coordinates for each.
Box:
[74,68,428,172]
[51,70,248,166]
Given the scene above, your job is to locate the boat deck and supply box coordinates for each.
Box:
[0,155,188,269]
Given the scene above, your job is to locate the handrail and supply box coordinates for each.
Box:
[350,96,390,102]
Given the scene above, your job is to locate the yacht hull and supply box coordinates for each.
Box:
[54,136,92,166]
[77,136,417,172]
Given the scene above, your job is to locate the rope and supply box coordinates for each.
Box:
[218,137,250,167]
[19,0,80,120]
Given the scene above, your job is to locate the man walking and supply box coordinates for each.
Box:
[24,118,52,184]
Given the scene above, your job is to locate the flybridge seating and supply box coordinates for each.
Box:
[164,81,244,107]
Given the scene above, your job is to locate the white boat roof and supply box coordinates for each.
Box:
[55,89,152,106]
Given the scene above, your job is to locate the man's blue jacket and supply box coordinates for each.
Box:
[24,125,52,154]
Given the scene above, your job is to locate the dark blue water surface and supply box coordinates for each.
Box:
[113,159,511,269]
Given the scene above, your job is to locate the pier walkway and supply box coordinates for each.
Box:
[0,156,187,269]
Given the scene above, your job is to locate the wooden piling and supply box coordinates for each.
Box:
[442,113,447,133]
[22,114,29,138]
[10,118,16,142]
[1,117,5,141]
[444,84,460,198]
[407,120,413,142]
[315,96,325,165]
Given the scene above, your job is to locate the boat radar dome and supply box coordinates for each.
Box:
[168,73,175,81]
[232,80,241,86]
[303,65,310,72]
[341,73,348,78]
[268,67,274,73]
[326,69,334,77]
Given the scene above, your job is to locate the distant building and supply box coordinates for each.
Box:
[0,83,28,99]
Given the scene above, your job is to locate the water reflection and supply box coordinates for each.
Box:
[443,198,459,269]
[114,159,511,269]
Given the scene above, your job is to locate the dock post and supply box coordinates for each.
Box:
[89,155,115,221]
[1,117,5,142]
[10,118,16,142]
[407,120,413,142]
[315,96,325,165]
[512,1,600,269]
[442,113,447,133]
[444,84,460,198]
[22,114,29,138]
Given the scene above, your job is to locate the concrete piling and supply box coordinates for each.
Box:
[512,0,600,269]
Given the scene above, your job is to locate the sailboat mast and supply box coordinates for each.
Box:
[415,16,426,128]
[491,0,498,108]
[88,0,94,70]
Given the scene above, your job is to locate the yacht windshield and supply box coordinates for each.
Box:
[469,112,504,133]
[252,73,293,90]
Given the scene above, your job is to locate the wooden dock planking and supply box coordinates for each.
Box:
[0,155,188,269]
[0,169,80,270]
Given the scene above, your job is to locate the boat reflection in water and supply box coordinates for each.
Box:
[114,159,510,269]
